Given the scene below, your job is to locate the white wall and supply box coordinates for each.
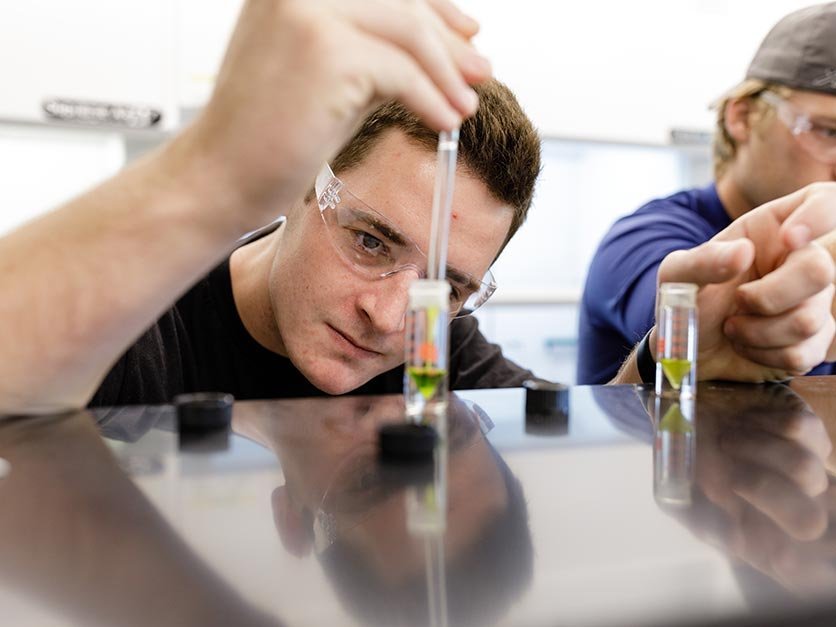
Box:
[459,0,815,143]
[175,0,243,109]
[0,125,124,235]
[492,140,704,303]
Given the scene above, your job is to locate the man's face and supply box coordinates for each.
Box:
[260,394,509,582]
[270,130,513,395]
[738,90,836,208]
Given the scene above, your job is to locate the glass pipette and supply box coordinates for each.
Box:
[426,128,460,281]
[404,128,460,425]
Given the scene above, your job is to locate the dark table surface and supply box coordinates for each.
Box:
[3,379,836,626]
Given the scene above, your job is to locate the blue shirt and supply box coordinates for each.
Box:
[577,184,836,384]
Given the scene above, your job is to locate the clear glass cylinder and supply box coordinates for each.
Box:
[655,282,698,399]
[405,280,450,425]
[653,394,695,508]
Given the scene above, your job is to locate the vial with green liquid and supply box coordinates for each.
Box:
[655,282,698,399]
[405,280,450,424]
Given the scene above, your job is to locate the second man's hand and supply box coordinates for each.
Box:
[663,182,836,382]
[613,183,836,385]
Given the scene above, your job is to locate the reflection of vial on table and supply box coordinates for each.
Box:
[405,280,450,425]
[655,283,698,399]
[653,394,695,508]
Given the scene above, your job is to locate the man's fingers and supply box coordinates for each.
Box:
[736,245,835,315]
[827,331,836,363]
[731,463,828,541]
[774,182,836,246]
[720,430,829,497]
[725,286,835,348]
[435,17,492,85]
[731,314,835,374]
[426,0,481,39]
[658,239,754,286]
[359,36,466,130]
[347,0,487,119]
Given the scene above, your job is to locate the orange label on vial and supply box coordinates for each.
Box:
[419,342,438,363]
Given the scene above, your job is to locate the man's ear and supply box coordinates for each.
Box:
[724,97,755,144]
[272,485,313,558]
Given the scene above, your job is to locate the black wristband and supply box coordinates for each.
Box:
[635,329,656,385]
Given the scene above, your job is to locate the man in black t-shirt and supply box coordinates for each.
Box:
[90,79,543,405]
[1,0,511,412]
[4,0,836,413]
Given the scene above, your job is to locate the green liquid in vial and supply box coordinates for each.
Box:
[407,366,446,400]
[661,358,692,390]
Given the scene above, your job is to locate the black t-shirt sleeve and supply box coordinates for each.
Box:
[448,316,536,389]
[88,310,193,407]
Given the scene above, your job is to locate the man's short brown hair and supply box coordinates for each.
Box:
[330,79,541,255]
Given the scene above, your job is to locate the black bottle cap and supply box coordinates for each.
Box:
[523,380,569,436]
[378,423,437,463]
[174,392,234,433]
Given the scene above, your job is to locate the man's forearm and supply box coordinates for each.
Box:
[610,347,643,385]
[610,327,658,385]
[0,134,269,412]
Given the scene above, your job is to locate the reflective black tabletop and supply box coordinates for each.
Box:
[2,379,836,626]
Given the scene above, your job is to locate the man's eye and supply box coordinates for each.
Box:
[448,284,465,304]
[353,230,387,256]
[813,124,836,140]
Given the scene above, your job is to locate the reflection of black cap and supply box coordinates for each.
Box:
[523,379,569,436]
[746,2,836,94]
[174,393,234,452]
[378,423,437,463]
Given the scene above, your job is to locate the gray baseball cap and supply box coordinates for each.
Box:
[746,2,836,94]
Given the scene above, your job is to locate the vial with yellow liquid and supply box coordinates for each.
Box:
[405,280,450,424]
[655,283,697,398]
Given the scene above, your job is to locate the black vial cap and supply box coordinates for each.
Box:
[378,423,438,464]
[174,392,234,433]
[523,380,569,436]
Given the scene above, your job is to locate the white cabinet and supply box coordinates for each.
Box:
[0,125,125,235]
[1,1,817,143]
[0,1,179,130]
[0,1,248,130]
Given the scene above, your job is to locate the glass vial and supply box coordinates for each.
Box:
[405,280,450,424]
[655,282,698,399]
[653,394,695,508]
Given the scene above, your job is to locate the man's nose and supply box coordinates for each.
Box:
[356,268,422,336]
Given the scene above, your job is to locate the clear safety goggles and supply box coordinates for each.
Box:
[760,90,836,165]
[315,163,497,317]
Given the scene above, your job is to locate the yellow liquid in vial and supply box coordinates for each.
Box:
[407,366,446,400]
[661,358,692,390]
